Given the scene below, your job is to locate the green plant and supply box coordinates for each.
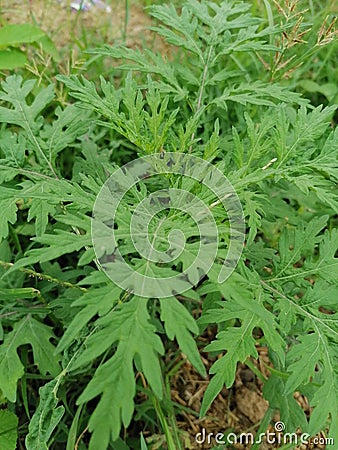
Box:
[0,1,337,449]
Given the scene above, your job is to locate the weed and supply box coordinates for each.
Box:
[0,1,337,449]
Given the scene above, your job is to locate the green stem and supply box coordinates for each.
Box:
[9,223,22,254]
[0,260,87,293]
[152,396,179,450]
[188,45,213,153]
[245,357,268,383]
[123,0,130,44]
[250,407,274,450]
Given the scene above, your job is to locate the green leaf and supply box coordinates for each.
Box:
[299,79,337,102]
[75,298,164,446]
[149,3,203,59]
[200,314,258,416]
[263,375,308,432]
[276,105,337,168]
[0,316,61,402]
[80,352,135,450]
[0,195,17,242]
[199,271,285,416]
[27,198,56,236]
[56,284,122,353]
[0,75,56,176]
[160,296,206,376]
[39,105,91,166]
[305,228,338,282]
[0,287,40,300]
[309,361,338,441]
[0,22,59,62]
[25,378,65,450]
[0,132,26,168]
[0,24,45,47]
[212,81,307,108]
[66,405,83,450]
[293,105,336,143]
[140,433,149,450]
[284,333,321,394]
[58,73,178,154]
[0,76,54,132]
[0,49,27,70]
[11,230,91,270]
[0,410,18,450]
[110,437,130,450]
[85,47,187,101]
[278,216,329,274]
[242,191,266,245]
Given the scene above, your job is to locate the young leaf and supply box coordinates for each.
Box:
[25,378,65,450]
[56,284,122,353]
[0,409,18,450]
[39,105,92,166]
[0,75,54,133]
[0,75,56,176]
[75,297,164,446]
[27,198,56,237]
[10,231,91,271]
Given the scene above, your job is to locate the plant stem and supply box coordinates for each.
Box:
[0,260,87,292]
[189,45,213,153]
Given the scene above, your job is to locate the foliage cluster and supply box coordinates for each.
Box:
[0,1,337,449]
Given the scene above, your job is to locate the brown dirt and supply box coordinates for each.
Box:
[0,0,164,57]
[160,344,329,450]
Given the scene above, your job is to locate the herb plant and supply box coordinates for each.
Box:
[0,1,337,449]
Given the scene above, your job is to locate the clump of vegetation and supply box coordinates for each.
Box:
[0,1,337,449]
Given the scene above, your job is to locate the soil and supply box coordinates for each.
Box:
[1,0,163,53]
[164,346,329,450]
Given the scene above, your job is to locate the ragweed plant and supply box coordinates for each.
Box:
[0,1,337,449]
